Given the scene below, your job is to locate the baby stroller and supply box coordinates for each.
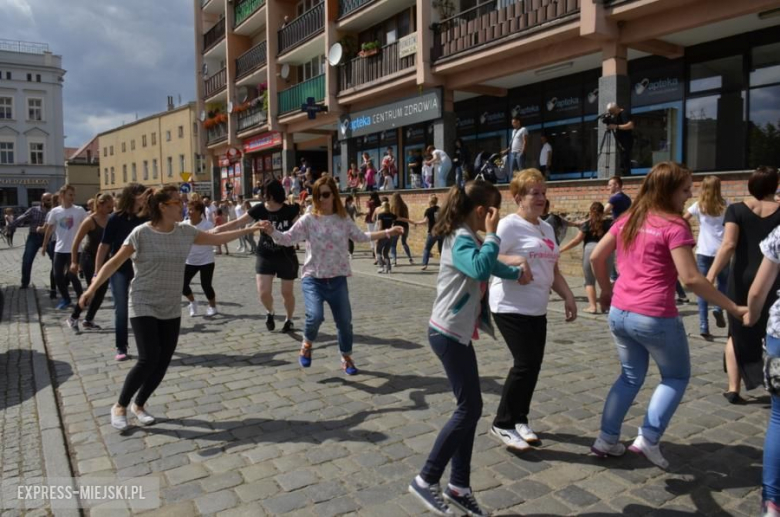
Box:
[473,152,502,184]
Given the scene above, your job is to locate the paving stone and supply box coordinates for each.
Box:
[165,464,209,486]
[275,470,320,491]
[195,489,239,514]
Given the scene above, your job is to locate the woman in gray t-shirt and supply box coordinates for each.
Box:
[80,186,260,431]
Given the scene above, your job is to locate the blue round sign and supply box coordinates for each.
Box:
[179,183,192,194]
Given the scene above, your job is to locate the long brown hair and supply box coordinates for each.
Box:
[116,183,147,217]
[312,176,346,218]
[390,192,409,219]
[588,202,606,238]
[620,161,692,250]
[147,185,179,224]
[698,175,727,216]
[433,180,501,237]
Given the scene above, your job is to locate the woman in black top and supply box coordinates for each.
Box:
[389,192,415,266]
[373,201,397,273]
[708,166,780,403]
[559,202,613,314]
[416,194,442,271]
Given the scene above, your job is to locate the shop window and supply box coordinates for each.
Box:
[685,93,746,171]
[751,42,780,87]
[689,55,744,94]
[748,84,780,169]
[0,188,19,206]
[630,106,681,171]
[544,120,584,178]
[26,188,44,207]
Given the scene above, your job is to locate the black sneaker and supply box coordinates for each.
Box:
[265,312,275,331]
[714,311,726,328]
[444,487,490,517]
[408,478,453,516]
[82,321,102,331]
[281,319,293,333]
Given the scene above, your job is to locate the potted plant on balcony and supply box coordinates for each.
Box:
[358,41,381,58]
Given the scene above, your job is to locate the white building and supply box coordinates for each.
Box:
[0,39,66,208]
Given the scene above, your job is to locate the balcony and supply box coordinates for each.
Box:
[278,3,324,56]
[207,122,228,145]
[338,39,415,93]
[237,105,268,132]
[234,0,265,28]
[235,41,267,80]
[338,0,376,18]
[203,18,226,53]
[433,0,580,61]
[278,74,325,116]
[204,68,228,99]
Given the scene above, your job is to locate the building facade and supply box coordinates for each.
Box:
[193,0,780,194]
[97,102,207,196]
[65,136,100,205]
[0,39,66,207]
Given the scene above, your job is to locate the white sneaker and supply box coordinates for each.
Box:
[515,423,540,444]
[628,435,669,469]
[206,306,217,317]
[490,425,531,452]
[591,437,626,458]
[111,406,129,431]
[188,301,198,317]
[131,404,156,425]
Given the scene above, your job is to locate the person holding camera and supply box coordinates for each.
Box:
[604,102,634,176]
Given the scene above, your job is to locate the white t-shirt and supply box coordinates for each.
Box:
[510,127,528,153]
[183,218,214,266]
[432,149,451,165]
[46,205,87,253]
[540,143,552,166]
[234,205,245,220]
[687,201,727,257]
[489,214,560,316]
[205,204,217,223]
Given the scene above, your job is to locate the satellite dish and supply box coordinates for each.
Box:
[280,63,290,80]
[199,110,207,122]
[327,43,344,66]
[239,86,250,103]
[201,63,209,78]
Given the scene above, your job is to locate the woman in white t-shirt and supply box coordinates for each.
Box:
[683,175,728,340]
[488,169,578,452]
[424,145,452,189]
[183,200,218,317]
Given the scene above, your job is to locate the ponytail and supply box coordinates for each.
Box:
[433,180,501,237]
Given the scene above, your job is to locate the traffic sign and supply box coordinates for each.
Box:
[180,172,192,183]
[179,183,192,194]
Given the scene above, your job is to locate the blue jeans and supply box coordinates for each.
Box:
[507,152,524,175]
[301,276,353,356]
[599,308,691,445]
[21,232,44,288]
[110,268,133,353]
[764,335,780,505]
[390,226,412,262]
[422,234,443,266]
[454,166,464,188]
[420,331,482,488]
[695,254,728,333]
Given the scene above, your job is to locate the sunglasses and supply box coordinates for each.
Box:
[319,191,332,199]
[164,199,183,207]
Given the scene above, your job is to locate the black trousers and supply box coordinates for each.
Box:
[492,312,547,428]
[53,252,83,303]
[71,251,108,321]
[118,316,181,407]
[182,263,216,300]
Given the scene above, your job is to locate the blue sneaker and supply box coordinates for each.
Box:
[408,478,453,516]
[56,300,72,310]
[299,342,312,368]
[444,486,489,517]
[341,355,358,376]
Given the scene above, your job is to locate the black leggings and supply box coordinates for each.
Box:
[118,317,181,407]
[71,252,108,321]
[53,252,83,302]
[182,263,216,301]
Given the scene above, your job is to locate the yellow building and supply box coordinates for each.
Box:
[64,136,100,205]
[97,101,207,195]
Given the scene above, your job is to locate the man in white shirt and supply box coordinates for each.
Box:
[539,134,552,178]
[503,115,528,175]
[203,196,217,224]
[42,184,87,309]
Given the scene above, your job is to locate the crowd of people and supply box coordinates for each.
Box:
[6,161,780,517]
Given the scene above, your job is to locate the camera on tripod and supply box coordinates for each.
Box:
[598,112,617,126]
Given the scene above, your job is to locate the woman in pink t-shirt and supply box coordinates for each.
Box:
[588,162,746,470]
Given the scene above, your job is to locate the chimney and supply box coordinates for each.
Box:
[167,96,175,111]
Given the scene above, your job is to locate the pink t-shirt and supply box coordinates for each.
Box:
[610,213,695,318]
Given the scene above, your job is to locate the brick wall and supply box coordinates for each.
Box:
[354,171,754,277]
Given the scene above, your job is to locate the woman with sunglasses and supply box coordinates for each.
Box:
[258,177,403,375]
[80,186,262,431]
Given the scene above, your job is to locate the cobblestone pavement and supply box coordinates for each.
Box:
[0,229,771,516]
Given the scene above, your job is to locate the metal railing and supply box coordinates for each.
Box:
[238,105,267,132]
[234,0,266,27]
[201,0,210,7]
[204,68,227,98]
[338,0,376,18]
[0,39,49,55]
[207,122,228,144]
[235,41,267,79]
[433,0,580,61]
[339,39,415,92]
[278,2,324,55]
[278,74,325,115]
[203,18,226,53]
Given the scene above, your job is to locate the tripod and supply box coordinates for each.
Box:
[597,128,625,176]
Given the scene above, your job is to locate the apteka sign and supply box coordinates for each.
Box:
[339,89,442,140]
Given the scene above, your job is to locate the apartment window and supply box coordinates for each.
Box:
[122,142,126,153]
[103,147,107,157]
[167,157,173,178]
[178,126,184,138]
[0,142,14,164]
[142,135,147,147]
[152,158,158,179]
[131,140,135,150]
[27,98,43,121]
[122,164,128,182]
[298,55,326,81]
[193,123,198,137]
[179,154,185,173]
[4,72,10,80]
[131,163,137,181]
[109,145,114,156]
[143,160,149,180]
[110,167,115,185]
[296,0,321,16]
[166,130,171,142]
[29,143,44,164]
[26,73,31,82]
[36,74,41,83]
[104,168,109,185]
[0,97,13,119]
[151,132,157,146]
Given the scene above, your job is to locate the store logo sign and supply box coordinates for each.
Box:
[546,96,578,112]
[511,104,540,118]
[479,111,504,125]
[338,90,442,140]
[340,118,351,136]
[587,88,599,104]
[635,77,679,96]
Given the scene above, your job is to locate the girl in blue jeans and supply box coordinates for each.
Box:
[589,162,746,470]
[745,225,780,516]
[408,181,528,517]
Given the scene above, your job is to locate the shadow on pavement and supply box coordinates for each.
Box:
[0,349,73,412]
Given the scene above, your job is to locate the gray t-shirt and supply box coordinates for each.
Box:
[124,222,199,319]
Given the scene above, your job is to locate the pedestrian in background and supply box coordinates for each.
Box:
[539,134,553,178]
[503,115,528,173]
[4,208,15,247]
[5,191,52,288]
[417,194,442,271]
[425,145,452,188]
[374,201,396,274]
[453,138,471,188]
[389,192,414,266]
[182,200,218,317]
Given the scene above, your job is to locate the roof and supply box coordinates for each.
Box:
[67,135,100,162]
[97,102,197,137]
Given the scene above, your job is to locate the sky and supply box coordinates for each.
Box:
[2,0,196,148]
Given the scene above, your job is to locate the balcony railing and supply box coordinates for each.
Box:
[236,41,267,79]
[234,0,265,27]
[278,74,325,115]
[278,3,324,55]
[201,0,210,7]
[339,39,415,92]
[338,0,376,18]
[238,105,267,132]
[204,68,227,98]
[433,0,580,61]
[207,122,228,145]
[203,18,226,53]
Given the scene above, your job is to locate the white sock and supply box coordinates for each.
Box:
[415,475,430,489]
[448,484,471,496]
